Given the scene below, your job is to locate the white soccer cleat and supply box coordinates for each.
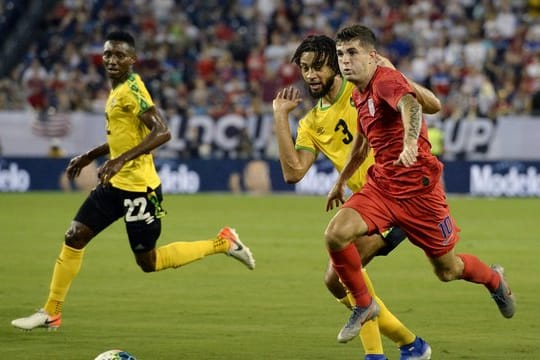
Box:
[218,227,255,270]
[337,299,380,343]
[11,308,62,331]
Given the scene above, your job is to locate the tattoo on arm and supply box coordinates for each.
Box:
[398,94,421,140]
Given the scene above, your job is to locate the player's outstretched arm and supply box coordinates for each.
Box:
[273,86,317,183]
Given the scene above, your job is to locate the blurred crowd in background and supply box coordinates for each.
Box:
[1,0,540,137]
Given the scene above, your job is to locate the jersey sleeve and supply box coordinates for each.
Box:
[294,117,318,154]
[374,69,414,110]
[128,75,155,116]
[351,89,367,137]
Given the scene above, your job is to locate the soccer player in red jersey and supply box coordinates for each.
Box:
[324,24,515,344]
[273,35,435,360]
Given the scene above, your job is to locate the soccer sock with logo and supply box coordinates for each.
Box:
[375,295,416,346]
[345,270,415,348]
[154,238,228,271]
[359,316,384,355]
[329,243,371,307]
[44,243,85,316]
[457,253,499,291]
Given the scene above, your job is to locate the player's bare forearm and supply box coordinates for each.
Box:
[326,136,366,211]
[274,115,314,183]
[119,107,171,164]
[273,87,313,183]
[98,109,170,185]
[66,143,109,179]
[338,134,368,185]
[398,94,421,141]
[85,143,110,160]
[394,95,421,167]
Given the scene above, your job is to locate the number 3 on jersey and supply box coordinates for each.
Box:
[335,119,353,144]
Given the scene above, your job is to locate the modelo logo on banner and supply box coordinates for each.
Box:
[158,163,200,194]
[0,161,31,191]
[470,162,540,197]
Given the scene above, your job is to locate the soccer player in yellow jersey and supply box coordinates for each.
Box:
[11,31,255,331]
[273,35,440,360]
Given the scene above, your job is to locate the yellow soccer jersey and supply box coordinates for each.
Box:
[295,80,375,193]
[105,73,161,192]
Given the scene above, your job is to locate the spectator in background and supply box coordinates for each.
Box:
[22,59,49,115]
[1,0,539,161]
[0,72,26,110]
[47,138,65,158]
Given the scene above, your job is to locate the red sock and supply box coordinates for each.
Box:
[329,243,371,307]
[458,254,499,291]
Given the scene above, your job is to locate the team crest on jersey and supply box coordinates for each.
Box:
[316,126,325,135]
[349,97,355,107]
[367,98,375,116]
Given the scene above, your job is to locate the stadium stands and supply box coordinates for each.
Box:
[1,0,539,158]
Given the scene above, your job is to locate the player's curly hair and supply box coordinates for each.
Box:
[105,31,135,48]
[291,34,340,75]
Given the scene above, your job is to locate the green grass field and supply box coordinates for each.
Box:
[0,193,538,360]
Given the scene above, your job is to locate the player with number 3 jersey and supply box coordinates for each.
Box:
[273,34,437,360]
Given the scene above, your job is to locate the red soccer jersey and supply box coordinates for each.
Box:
[351,66,442,198]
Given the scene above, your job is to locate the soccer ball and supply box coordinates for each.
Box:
[94,349,137,360]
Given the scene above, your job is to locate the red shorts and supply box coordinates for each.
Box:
[343,181,460,258]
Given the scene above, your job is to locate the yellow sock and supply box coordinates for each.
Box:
[376,294,415,346]
[359,270,384,354]
[155,238,228,271]
[361,269,415,346]
[360,317,383,354]
[44,243,85,315]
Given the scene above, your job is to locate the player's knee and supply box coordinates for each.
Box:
[434,268,460,282]
[64,222,92,249]
[432,254,463,282]
[324,225,348,249]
